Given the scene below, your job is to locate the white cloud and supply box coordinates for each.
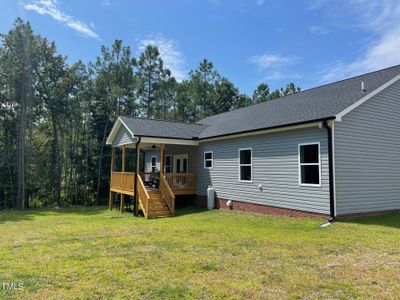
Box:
[23,0,100,40]
[306,0,331,10]
[208,0,265,10]
[101,0,118,6]
[139,35,186,81]
[256,0,265,6]
[248,53,300,82]
[315,0,400,82]
[309,25,329,35]
[248,53,296,70]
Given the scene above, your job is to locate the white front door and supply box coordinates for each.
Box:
[173,154,188,173]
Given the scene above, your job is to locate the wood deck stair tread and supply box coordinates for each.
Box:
[144,189,173,218]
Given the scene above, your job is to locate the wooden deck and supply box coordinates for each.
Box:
[110,172,197,196]
[110,172,135,196]
[165,173,197,195]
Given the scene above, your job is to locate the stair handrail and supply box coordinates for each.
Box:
[137,174,150,218]
[160,174,175,215]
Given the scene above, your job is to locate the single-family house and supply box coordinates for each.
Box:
[106,65,400,219]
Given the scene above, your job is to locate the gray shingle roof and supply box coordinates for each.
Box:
[120,65,400,140]
[120,116,207,140]
[196,65,400,138]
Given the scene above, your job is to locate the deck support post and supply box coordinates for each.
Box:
[133,138,141,216]
[160,144,165,177]
[122,145,125,172]
[120,194,124,213]
[195,146,199,190]
[109,147,115,210]
[109,190,113,210]
[120,145,126,213]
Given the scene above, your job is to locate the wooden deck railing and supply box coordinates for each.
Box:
[160,175,175,215]
[164,173,196,189]
[137,174,150,218]
[110,172,135,193]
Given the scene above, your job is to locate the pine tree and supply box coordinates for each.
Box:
[137,45,164,118]
[0,18,37,209]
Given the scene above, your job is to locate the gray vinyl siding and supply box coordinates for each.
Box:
[112,126,135,147]
[334,80,400,215]
[144,145,197,173]
[198,127,331,214]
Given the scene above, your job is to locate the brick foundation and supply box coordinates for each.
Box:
[336,209,400,219]
[196,195,400,219]
[196,195,327,219]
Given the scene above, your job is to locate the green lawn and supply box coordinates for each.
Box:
[0,207,399,299]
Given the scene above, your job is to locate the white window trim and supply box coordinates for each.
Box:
[173,154,189,173]
[238,148,253,183]
[204,151,213,169]
[164,155,171,173]
[151,155,157,173]
[298,142,321,187]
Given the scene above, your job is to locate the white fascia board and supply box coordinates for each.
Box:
[140,137,198,146]
[336,74,400,121]
[199,121,323,143]
[106,117,135,145]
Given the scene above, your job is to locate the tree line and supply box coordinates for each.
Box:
[0,19,301,209]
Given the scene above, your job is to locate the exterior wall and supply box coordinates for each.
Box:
[144,150,160,173]
[198,127,331,214]
[112,126,135,147]
[334,80,400,215]
[143,145,197,173]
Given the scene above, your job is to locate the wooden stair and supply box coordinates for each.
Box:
[146,190,173,218]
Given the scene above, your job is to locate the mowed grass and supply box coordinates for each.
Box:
[0,207,399,299]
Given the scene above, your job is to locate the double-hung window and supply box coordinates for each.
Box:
[151,156,157,173]
[239,148,252,182]
[299,143,321,186]
[204,151,213,169]
[164,155,171,173]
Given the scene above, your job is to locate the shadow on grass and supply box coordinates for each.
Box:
[0,206,106,224]
[341,211,400,229]
[174,206,209,218]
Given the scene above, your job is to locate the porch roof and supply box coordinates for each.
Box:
[106,116,207,146]
[120,116,207,140]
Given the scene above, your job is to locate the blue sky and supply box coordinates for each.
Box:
[1,0,400,95]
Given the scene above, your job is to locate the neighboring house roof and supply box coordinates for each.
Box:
[108,65,400,143]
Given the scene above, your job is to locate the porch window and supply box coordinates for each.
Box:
[151,156,157,173]
[164,155,171,173]
[299,143,321,186]
[239,148,252,182]
[204,151,213,169]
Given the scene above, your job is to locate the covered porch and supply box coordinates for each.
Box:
[108,138,199,218]
[106,117,202,218]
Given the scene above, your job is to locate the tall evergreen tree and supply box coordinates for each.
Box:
[0,18,37,209]
[89,40,137,204]
[212,78,239,114]
[137,45,164,118]
[252,83,270,103]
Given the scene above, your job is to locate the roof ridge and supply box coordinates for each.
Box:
[120,116,205,126]
[197,64,400,123]
[292,63,400,96]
